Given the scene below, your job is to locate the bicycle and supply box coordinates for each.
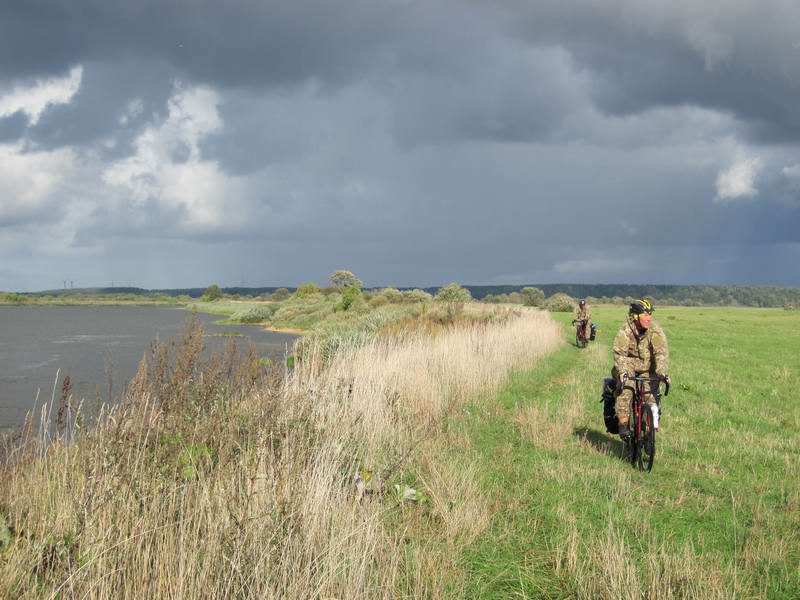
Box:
[621,374,670,472]
[572,319,589,348]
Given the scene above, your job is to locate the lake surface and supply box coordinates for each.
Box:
[0,306,298,432]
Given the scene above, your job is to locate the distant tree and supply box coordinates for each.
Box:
[521,287,545,307]
[202,284,223,301]
[435,283,472,303]
[294,283,320,298]
[270,288,290,301]
[329,270,363,290]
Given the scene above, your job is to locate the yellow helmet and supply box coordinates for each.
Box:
[629,299,653,315]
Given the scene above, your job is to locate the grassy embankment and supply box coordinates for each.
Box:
[0,292,185,306]
[440,305,800,598]
[0,303,564,598]
[189,287,432,333]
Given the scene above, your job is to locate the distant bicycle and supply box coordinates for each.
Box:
[621,374,670,472]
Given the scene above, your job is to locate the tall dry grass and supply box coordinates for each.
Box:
[0,307,561,599]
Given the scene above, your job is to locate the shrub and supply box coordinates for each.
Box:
[294,282,320,298]
[545,292,576,312]
[521,287,545,307]
[336,286,363,312]
[231,305,277,323]
[402,289,433,303]
[434,283,472,303]
[268,288,288,301]
[380,287,404,303]
[202,284,223,301]
[369,294,389,308]
[427,301,464,323]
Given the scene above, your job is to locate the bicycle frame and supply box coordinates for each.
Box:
[627,375,669,471]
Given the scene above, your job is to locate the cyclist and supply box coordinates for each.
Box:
[611,299,669,437]
[572,299,592,342]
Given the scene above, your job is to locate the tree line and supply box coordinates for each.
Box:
[457,284,800,308]
[12,282,800,308]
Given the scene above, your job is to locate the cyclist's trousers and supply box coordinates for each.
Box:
[613,370,658,423]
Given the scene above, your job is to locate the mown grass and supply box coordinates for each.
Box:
[444,306,800,598]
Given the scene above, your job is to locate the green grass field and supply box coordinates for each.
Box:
[445,306,799,598]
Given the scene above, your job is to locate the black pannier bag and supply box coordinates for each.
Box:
[590,322,597,341]
[601,378,618,434]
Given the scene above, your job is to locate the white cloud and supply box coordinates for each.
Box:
[0,143,76,226]
[714,156,762,203]
[0,66,83,125]
[103,83,256,236]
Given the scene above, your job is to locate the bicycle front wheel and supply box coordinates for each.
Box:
[576,331,586,348]
[642,405,656,472]
[628,410,639,467]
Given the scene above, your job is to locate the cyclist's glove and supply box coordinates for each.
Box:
[615,372,630,393]
[660,374,671,396]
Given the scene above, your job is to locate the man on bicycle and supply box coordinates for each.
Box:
[572,299,592,342]
[612,299,669,438]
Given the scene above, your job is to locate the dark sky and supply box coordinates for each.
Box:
[1,0,799,291]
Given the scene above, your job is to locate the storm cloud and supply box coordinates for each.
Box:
[1,0,799,291]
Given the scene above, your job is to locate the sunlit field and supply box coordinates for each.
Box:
[450,306,800,599]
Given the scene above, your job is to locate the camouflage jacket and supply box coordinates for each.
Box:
[573,306,591,323]
[612,317,669,377]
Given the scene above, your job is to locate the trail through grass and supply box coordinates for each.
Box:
[449,307,800,599]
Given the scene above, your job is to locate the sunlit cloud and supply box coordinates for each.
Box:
[714,156,762,203]
[102,83,255,236]
[0,66,83,125]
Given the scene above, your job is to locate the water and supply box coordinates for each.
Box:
[0,306,298,432]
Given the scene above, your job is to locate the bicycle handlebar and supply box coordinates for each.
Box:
[623,374,671,396]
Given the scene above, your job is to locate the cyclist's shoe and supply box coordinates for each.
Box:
[617,424,631,438]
